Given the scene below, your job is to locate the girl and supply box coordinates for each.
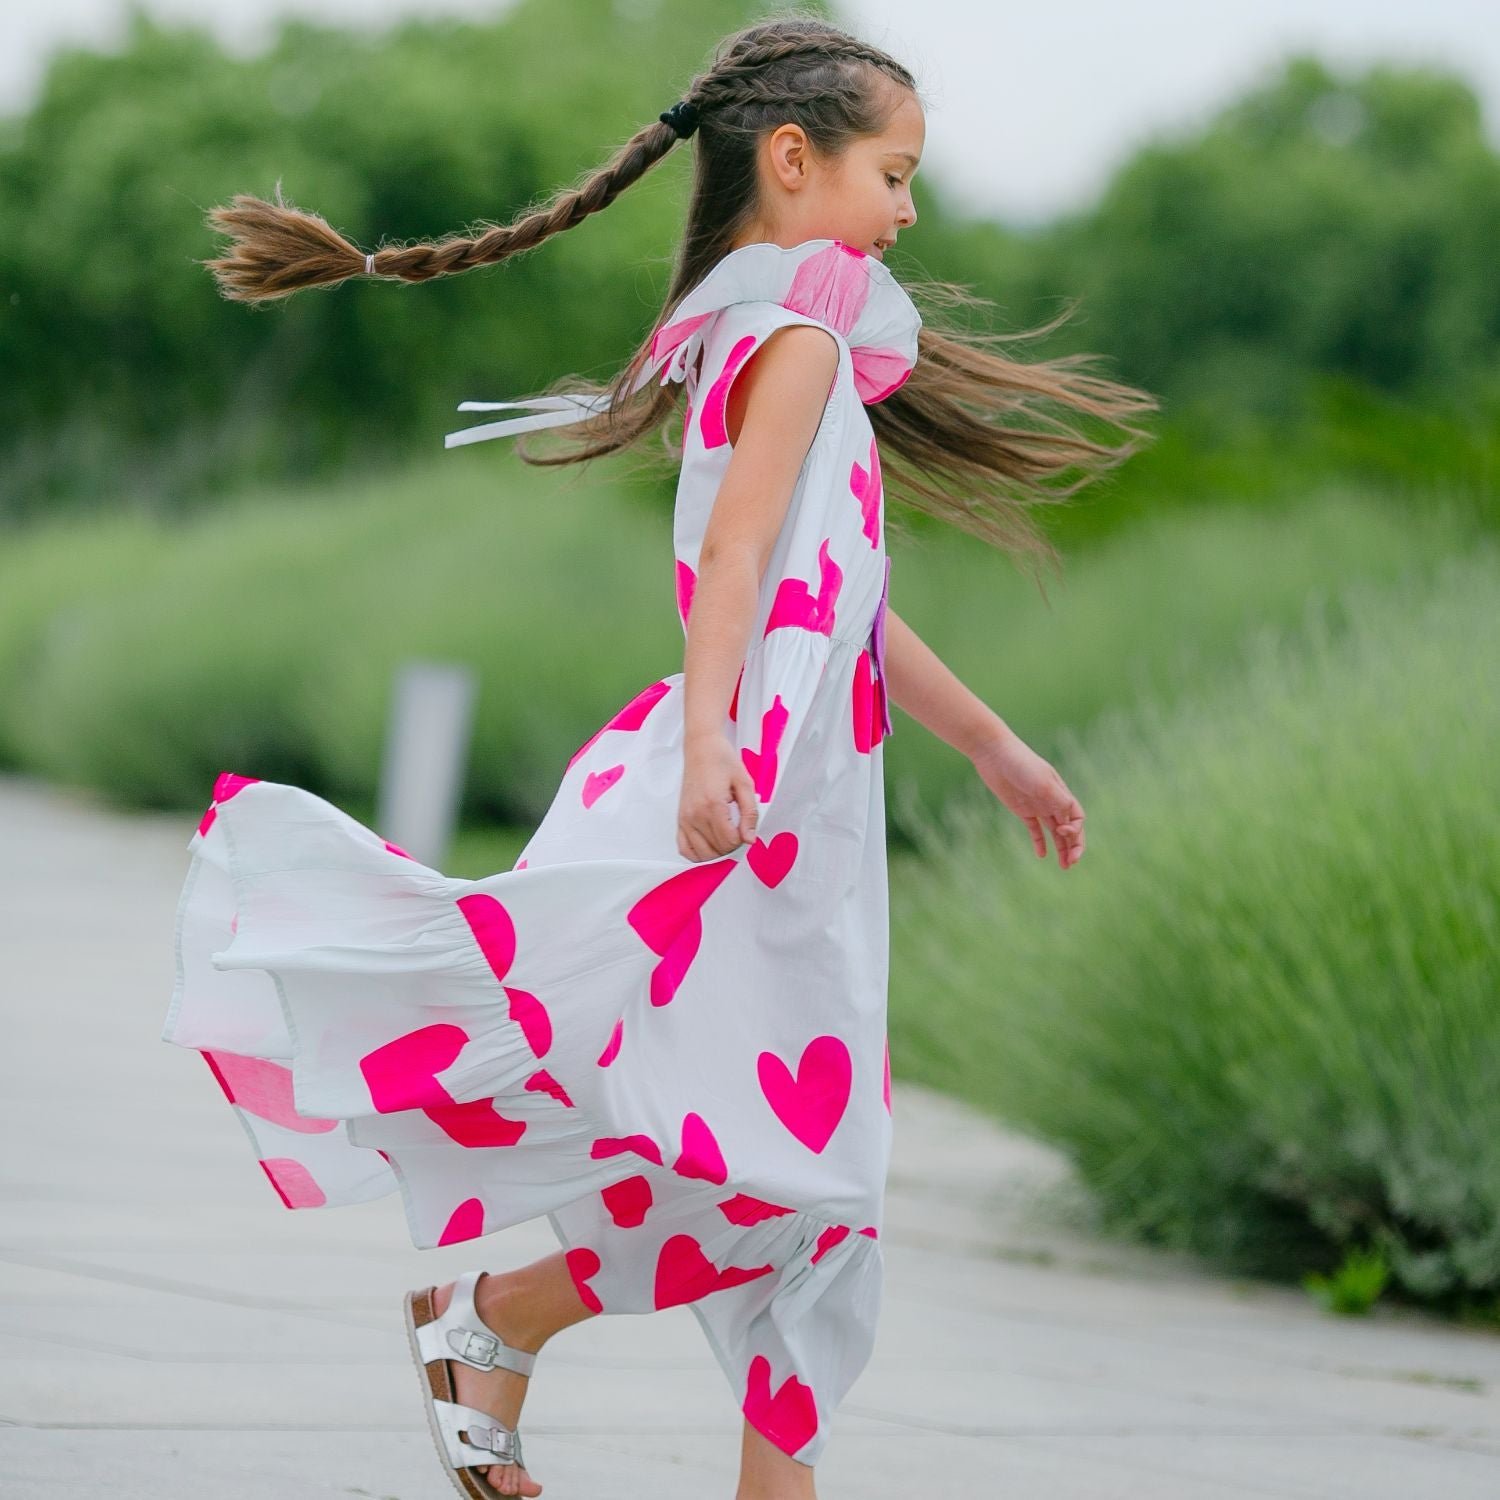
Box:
[166,14,1155,1500]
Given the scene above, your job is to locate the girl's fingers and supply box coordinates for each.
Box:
[1023,814,1047,858]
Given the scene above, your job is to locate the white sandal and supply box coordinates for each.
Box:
[403,1269,538,1500]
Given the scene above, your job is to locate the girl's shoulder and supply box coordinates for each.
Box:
[652,238,922,410]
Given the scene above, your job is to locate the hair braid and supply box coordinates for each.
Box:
[201,9,1158,584]
[201,116,686,304]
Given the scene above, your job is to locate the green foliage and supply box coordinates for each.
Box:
[973,55,1500,410]
[1303,1246,1390,1315]
[888,541,1500,1303]
[0,0,770,518]
[0,449,1470,834]
[4,22,1500,524]
[0,447,681,821]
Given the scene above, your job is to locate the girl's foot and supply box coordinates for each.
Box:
[432,1272,545,1497]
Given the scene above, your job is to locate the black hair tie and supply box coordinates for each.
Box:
[659,99,701,139]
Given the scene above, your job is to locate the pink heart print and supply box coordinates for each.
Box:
[590,1133,664,1167]
[763,537,842,639]
[746,830,798,888]
[672,1111,728,1185]
[742,1352,819,1457]
[596,1015,625,1067]
[811,1224,850,1264]
[628,859,738,1006]
[757,1034,853,1153]
[565,1246,604,1313]
[740,695,790,805]
[438,1197,485,1246]
[456,893,553,1056]
[849,433,882,548]
[566,679,671,772]
[582,763,625,807]
[654,1232,775,1309]
[201,1049,337,1134]
[258,1157,325,1209]
[699,333,760,449]
[601,1173,654,1228]
[717,1192,796,1226]
[196,770,261,837]
[358,1023,527,1148]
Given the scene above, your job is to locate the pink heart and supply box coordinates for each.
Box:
[740,695,790,805]
[672,1111,727,1185]
[653,1233,774,1309]
[596,1016,625,1067]
[590,1133,664,1167]
[438,1197,485,1246]
[757,1035,852,1153]
[763,538,841,638]
[523,1068,573,1107]
[359,1024,526,1146]
[257,1156,325,1209]
[196,771,261,837]
[742,1353,819,1458]
[505,986,551,1058]
[455,893,516,982]
[717,1193,795,1226]
[566,1246,604,1313]
[201,1049,337,1134]
[567,680,672,771]
[746,831,798,888]
[601,1173,653,1228]
[423,1098,527,1148]
[628,860,737,1006]
[582,763,624,807]
[360,1024,469,1113]
[676,558,697,626]
[810,1224,850,1263]
[699,333,759,450]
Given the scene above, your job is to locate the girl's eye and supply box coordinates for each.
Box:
[886,174,902,188]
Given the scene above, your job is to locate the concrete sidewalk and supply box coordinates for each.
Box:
[2,769,1497,1498]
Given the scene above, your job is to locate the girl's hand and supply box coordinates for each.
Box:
[970,732,1086,870]
[678,731,760,862]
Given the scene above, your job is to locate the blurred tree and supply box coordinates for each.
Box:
[3,24,1499,522]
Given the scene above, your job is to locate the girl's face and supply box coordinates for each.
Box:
[739,88,924,263]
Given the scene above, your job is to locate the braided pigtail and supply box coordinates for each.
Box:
[199,106,698,304]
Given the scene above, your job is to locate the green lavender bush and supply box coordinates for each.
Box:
[889,541,1500,1306]
[0,444,1473,830]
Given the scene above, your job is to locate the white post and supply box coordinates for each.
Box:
[376,660,477,870]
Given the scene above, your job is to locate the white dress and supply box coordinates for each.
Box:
[164,236,923,1465]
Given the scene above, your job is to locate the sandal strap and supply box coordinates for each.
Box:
[431,1396,525,1470]
[416,1269,537,1378]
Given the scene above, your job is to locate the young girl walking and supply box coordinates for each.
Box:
[164,14,1154,1499]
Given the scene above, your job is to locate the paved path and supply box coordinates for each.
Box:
[2,770,1497,1497]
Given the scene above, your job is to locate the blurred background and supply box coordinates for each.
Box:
[3,0,1497,1324]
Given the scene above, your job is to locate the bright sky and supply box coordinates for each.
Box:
[6,0,1499,223]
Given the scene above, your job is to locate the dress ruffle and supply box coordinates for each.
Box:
[166,767,888,1462]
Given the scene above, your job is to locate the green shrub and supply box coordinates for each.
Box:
[890,540,1500,1302]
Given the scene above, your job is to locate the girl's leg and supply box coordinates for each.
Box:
[736,1418,818,1500]
[431,1250,598,1496]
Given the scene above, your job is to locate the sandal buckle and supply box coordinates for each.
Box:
[451,1327,502,1366]
[468,1422,522,1466]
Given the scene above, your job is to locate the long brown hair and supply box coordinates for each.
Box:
[201,12,1157,589]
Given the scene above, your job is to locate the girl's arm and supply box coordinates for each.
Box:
[677,323,841,861]
[882,605,1088,869]
[881,605,1016,760]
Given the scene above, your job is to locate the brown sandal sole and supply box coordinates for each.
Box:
[404,1285,532,1500]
